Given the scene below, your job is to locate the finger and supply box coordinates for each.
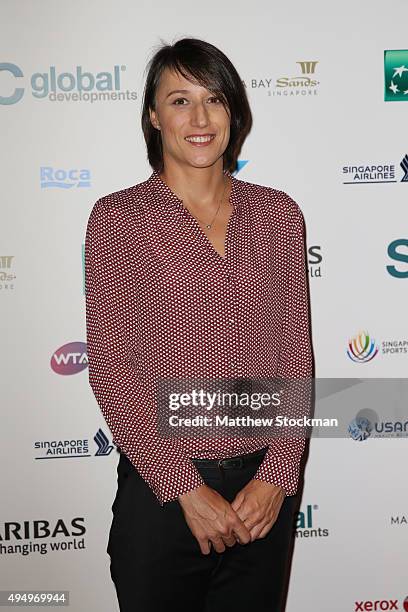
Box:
[234,520,251,545]
[256,521,274,539]
[222,533,238,548]
[239,513,258,530]
[249,522,265,541]
[210,536,226,554]
[198,538,211,555]
[231,491,245,512]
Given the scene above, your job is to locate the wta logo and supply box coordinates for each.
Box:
[51,342,88,375]
[347,331,379,363]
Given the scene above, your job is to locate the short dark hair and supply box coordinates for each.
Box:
[141,37,252,174]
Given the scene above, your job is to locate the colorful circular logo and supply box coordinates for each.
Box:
[347,331,379,363]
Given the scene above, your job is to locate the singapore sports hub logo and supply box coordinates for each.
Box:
[347,331,379,363]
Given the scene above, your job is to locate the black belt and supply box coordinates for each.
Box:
[191,446,268,470]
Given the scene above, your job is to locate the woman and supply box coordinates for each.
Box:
[85,37,313,612]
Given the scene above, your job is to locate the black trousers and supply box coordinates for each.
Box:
[107,448,298,612]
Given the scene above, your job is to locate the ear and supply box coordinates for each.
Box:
[149,107,161,130]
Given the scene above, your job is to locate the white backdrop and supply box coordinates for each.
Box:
[1,1,407,610]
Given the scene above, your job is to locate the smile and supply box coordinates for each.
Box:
[185,134,215,145]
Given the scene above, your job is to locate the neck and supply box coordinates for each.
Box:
[160,159,229,211]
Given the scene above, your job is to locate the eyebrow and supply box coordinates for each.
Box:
[165,89,191,99]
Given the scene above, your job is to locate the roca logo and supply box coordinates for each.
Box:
[0,62,125,105]
[50,342,88,375]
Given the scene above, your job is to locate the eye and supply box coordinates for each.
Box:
[208,96,222,103]
[172,97,188,105]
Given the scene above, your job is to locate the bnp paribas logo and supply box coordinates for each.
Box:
[384,50,408,101]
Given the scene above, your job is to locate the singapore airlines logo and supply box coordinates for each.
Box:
[94,429,114,456]
[401,154,408,182]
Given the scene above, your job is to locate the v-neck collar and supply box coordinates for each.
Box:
[146,168,242,264]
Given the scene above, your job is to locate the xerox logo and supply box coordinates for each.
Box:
[40,167,91,189]
[50,342,88,375]
[0,62,137,104]
[355,598,407,610]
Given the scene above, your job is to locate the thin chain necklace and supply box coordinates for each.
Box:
[182,176,229,230]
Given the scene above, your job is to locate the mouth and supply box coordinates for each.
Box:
[184,134,216,146]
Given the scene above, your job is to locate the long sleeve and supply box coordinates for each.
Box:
[84,198,206,506]
[252,195,314,495]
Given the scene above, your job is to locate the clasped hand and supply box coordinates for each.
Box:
[178,479,285,555]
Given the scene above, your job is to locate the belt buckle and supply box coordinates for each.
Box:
[218,457,243,469]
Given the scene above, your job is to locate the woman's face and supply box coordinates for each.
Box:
[149,67,231,171]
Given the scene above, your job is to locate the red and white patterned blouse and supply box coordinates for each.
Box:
[84,169,313,506]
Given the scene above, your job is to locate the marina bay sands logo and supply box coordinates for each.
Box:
[347,331,379,363]
[242,59,320,97]
[384,49,408,101]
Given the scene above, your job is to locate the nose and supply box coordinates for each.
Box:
[190,101,210,128]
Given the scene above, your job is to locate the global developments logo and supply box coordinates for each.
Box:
[294,503,329,538]
[0,63,137,105]
[384,49,408,102]
[347,331,379,363]
[242,60,320,97]
[40,167,91,189]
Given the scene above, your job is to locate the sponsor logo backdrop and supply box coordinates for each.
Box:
[1,1,407,610]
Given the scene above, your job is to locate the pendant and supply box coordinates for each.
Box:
[206,224,211,229]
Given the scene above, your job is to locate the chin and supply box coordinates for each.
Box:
[187,155,223,169]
